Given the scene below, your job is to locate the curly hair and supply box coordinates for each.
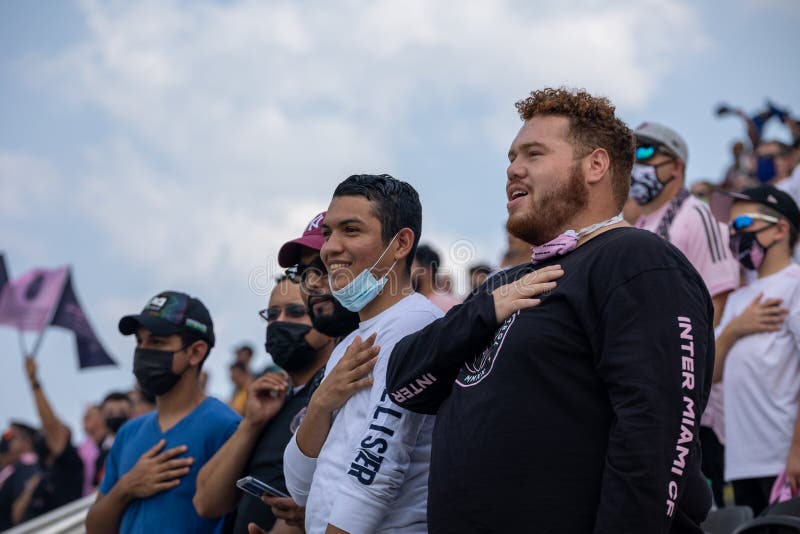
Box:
[515,87,634,210]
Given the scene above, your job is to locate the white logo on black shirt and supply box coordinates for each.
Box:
[456,312,517,387]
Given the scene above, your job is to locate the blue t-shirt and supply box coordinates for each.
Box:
[99,397,240,534]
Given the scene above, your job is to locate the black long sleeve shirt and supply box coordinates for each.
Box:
[386,227,714,533]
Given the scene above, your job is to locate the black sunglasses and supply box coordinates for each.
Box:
[258,303,308,322]
[286,257,327,285]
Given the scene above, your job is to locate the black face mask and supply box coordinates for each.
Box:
[265,322,318,372]
[104,416,128,434]
[729,230,771,271]
[133,348,187,396]
[307,295,360,338]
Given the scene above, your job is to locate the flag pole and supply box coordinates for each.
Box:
[30,268,71,359]
[17,329,29,357]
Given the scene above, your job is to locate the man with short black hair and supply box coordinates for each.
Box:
[283,175,445,533]
[468,263,492,293]
[234,344,255,373]
[412,243,460,312]
[86,291,240,534]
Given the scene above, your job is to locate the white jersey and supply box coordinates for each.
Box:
[284,293,443,533]
[720,264,800,481]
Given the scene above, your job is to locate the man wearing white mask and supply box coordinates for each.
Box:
[281,174,440,534]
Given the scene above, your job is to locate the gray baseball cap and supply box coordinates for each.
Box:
[634,122,689,164]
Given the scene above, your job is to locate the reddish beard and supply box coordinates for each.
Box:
[506,163,589,246]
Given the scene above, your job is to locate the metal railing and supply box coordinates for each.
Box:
[4,493,95,534]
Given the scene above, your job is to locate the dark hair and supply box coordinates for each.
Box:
[333,174,422,274]
[236,345,254,357]
[759,205,799,250]
[515,87,635,210]
[757,140,793,156]
[230,361,247,373]
[102,391,132,407]
[180,331,211,371]
[469,263,492,276]
[414,244,440,278]
[10,422,37,442]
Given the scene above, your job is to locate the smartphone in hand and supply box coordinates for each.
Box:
[236,475,290,499]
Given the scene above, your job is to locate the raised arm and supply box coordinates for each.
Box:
[24,356,70,456]
[194,373,289,518]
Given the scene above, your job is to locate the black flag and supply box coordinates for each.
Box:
[50,274,116,368]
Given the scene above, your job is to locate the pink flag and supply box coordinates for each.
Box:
[0,266,69,331]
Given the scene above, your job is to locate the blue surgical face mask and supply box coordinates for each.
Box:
[329,234,399,312]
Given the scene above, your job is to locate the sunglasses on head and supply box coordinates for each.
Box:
[635,144,673,162]
[286,257,327,285]
[258,303,308,322]
[730,213,779,232]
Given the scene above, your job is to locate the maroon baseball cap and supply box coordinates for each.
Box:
[278,212,326,267]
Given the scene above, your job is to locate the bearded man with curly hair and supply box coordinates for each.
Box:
[387,87,714,533]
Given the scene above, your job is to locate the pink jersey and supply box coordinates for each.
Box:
[636,194,739,298]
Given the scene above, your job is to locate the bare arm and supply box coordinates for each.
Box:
[25,357,69,456]
[784,403,800,493]
[194,374,288,518]
[269,519,304,534]
[85,484,134,533]
[11,473,42,525]
[712,291,730,329]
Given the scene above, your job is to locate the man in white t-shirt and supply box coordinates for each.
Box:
[711,185,800,514]
[283,174,444,533]
[629,121,740,507]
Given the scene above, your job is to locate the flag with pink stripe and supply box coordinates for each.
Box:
[0,266,68,331]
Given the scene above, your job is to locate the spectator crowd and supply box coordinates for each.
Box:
[2,89,800,533]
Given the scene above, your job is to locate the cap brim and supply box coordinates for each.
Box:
[277,235,326,267]
[709,190,753,223]
[118,314,182,337]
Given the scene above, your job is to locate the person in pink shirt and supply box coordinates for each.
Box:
[412,244,461,312]
[629,121,740,508]
[78,405,106,496]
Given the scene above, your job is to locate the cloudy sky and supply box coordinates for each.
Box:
[2,0,799,435]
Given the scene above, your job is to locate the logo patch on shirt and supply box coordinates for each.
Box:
[456,311,517,387]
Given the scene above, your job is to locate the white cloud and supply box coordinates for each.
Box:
[25,0,709,284]
[1,0,715,434]
[0,150,62,217]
